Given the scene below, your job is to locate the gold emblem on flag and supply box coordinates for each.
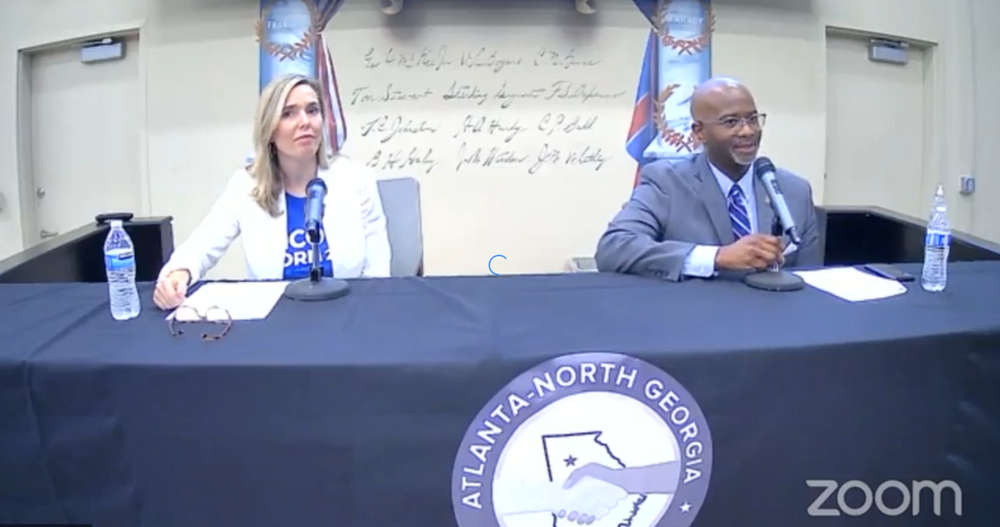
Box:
[255,0,322,62]
[654,0,715,55]
[653,84,701,152]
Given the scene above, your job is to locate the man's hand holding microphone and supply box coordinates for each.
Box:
[715,234,784,271]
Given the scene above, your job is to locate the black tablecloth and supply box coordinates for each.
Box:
[2,262,999,527]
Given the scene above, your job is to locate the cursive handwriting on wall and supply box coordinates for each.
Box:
[351,45,623,175]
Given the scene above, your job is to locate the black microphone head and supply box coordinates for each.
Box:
[306,178,327,193]
[753,157,775,176]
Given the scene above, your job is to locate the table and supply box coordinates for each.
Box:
[2,262,999,527]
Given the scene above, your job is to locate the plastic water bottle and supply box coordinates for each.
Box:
[921,184,950,292]
[104,220,141,320]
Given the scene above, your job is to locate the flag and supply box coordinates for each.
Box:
[625,31,659,187]
[316,34,347,154]
[626,0,713,187]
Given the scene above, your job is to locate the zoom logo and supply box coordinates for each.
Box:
[806,479,962,517]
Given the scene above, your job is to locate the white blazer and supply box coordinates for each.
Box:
[159,156,392,283]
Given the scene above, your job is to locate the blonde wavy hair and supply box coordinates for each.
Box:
[248,74,332,217]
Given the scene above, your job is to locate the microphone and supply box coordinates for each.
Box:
[304,178,327,244]
[742,156,806,293]
[283,177,350,302]
[753,157,802,246]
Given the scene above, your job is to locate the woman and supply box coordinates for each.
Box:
[153,74,391,310]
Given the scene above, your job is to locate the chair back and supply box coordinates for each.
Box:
[377,177,424,277]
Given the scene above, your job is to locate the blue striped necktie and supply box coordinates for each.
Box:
[728,185,752,239]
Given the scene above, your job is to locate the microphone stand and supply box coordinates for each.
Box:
[742,217,805,292]
[283,228,351,301]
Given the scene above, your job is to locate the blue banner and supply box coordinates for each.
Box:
[627,0,713,183]
[256,0,348,153]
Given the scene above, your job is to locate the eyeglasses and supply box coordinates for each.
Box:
[707,113,767,130]
[168,305,233,340]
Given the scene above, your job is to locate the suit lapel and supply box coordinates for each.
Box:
[753,177,776,236]
[694,154,735,245]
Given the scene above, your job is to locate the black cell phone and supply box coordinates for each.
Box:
[95,212,134,225]
[861,263,915,282]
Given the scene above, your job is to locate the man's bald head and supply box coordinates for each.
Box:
[690,77,753,121]
[689,77,763,174]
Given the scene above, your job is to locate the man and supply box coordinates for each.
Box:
[595,77,822,281]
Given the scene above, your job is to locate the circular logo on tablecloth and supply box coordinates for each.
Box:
[451,352,713,527]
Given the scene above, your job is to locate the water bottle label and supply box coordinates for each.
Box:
[925,232,951,247]
[105,251,135,270]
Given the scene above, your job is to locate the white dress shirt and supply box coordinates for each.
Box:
[159,155,392,283]
[681,161,757,277]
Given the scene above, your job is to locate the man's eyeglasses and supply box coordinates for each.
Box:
[707,113,767,130]
[168,305,233,340]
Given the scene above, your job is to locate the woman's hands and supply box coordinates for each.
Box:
[153,269,191,310]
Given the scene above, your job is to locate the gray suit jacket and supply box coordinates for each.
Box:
[595,153,822,281]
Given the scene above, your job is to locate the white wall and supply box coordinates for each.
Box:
[970,0,1000,243]
[0,0,994,277]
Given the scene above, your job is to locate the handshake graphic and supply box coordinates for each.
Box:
[495,463,630,524]
[493,462,680,525]
[494,461,677,525]
[492,430,679,526]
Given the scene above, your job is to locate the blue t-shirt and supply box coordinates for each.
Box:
[283,194,333,280]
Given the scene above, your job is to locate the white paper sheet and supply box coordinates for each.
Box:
[793,267,908,302]
[167,281,289,321]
